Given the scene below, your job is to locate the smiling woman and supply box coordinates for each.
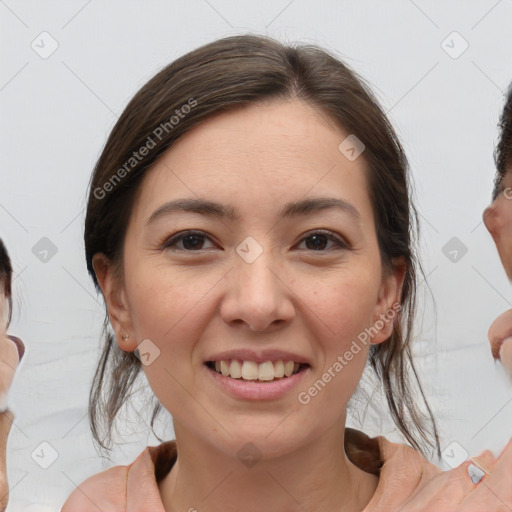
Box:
[62,34,512,511]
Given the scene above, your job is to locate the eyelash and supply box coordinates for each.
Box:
[160,230,350,253]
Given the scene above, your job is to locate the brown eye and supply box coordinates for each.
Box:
[162,231,216,251]
[296,231,349,251]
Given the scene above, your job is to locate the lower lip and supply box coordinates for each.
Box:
[205,364,310,401]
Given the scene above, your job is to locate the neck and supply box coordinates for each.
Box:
[159,420,379,512]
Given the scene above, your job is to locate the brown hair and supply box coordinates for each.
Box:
[493,83,512,200]
[85,34,440,459]
[0,238,12,325]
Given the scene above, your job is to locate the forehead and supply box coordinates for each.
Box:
[133,99,375,224]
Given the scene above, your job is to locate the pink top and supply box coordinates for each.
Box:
[61,428,442,511]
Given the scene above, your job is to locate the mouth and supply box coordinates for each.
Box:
[205,359,310,382]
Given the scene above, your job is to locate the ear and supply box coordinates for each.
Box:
[92,253,138,352]
[369,257,406,345]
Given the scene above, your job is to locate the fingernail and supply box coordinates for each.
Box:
[467,463,486,484]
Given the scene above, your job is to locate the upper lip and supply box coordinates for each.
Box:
[205,349,311,365]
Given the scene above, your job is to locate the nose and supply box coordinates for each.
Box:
[219,251,295,332]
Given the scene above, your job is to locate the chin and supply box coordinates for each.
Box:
[214,424,310,462]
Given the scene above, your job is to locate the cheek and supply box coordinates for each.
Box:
[309,279,376,385]
[501,202,512,231]
[125,263,226,354]
[300,266,381,338]
[127,256,381,350]
[125,265,220,419]
[293,285,375,437]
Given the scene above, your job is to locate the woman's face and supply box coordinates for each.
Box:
[484,168,512,280]
[99,99,402,458]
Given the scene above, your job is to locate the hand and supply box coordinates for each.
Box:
[456,438,512,511]
[364,436,512,511]
[488,309,512,376]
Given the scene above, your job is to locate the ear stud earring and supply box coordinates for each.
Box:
[122,334,129,341]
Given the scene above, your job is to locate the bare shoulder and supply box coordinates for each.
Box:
[61,464,128,511]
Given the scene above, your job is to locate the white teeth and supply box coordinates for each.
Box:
[230,360,242,378]
[241,360,259,380]
[220,360,230,377]
[210,359,306,381]
[274,360,284,378]
[284,361,294,377]
[258,361,275,381]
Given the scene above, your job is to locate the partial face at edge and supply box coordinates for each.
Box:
[484,168,512,280]
[97,99,404,457]
[0,276,23,407]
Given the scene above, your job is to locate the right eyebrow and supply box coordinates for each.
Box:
[146,196,361,226]
[146,198,239,225]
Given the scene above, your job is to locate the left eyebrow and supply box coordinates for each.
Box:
[146,196,361,225]
[280,197,360,221]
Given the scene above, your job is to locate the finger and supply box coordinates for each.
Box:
[396,449,501,512]
[363,436,442,511]
[394,461,480,512]
[459,437,512,511]
[469,449,497,480]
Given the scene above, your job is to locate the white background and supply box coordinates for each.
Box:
[2,0,512,510]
